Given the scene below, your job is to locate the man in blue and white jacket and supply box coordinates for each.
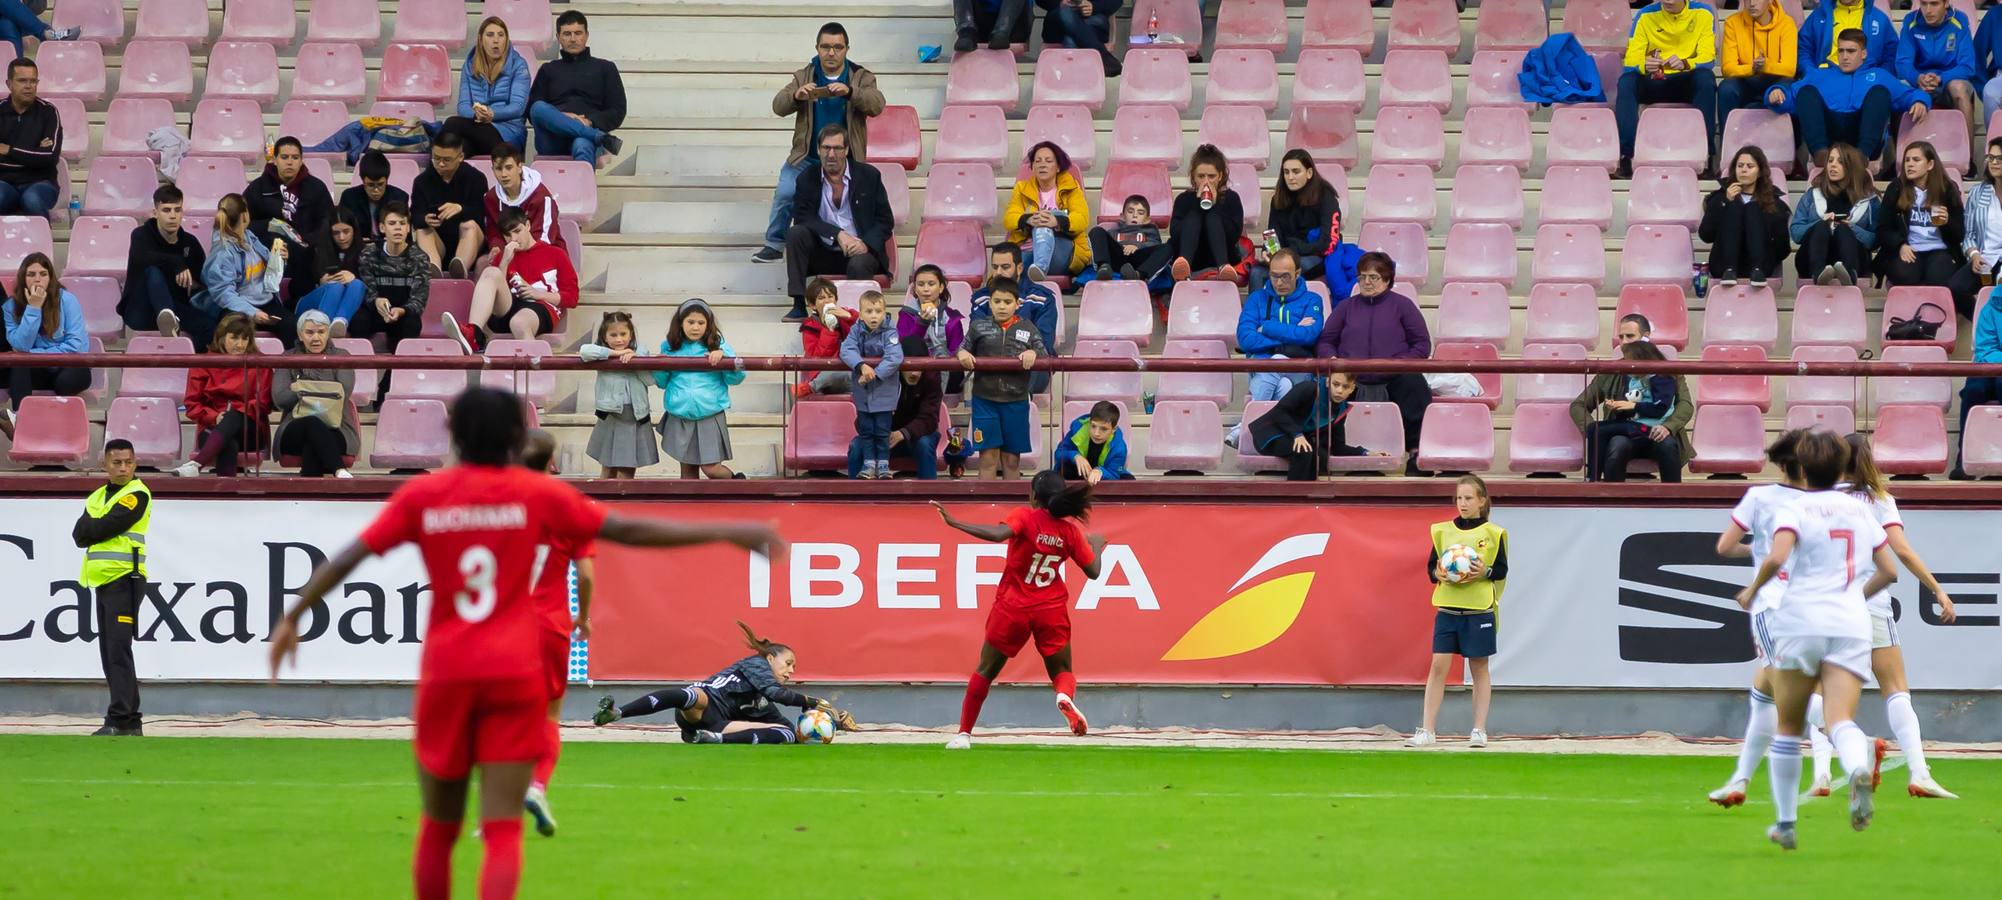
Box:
[1227,249,1321,448]
[1767,28,1930,168]
[1798,0,1898,71]
[1956,288,2002,478]
[1896,0,1980,174]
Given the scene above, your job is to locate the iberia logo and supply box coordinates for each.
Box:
[1159,533,1329,661]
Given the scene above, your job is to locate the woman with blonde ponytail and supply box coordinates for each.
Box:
[589,621,855,743]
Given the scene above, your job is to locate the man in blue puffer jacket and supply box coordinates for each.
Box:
[1767,28,1930,168]
[1955,288,2002,478]
[1227,249,1321,448]
[1895,0,1979,175]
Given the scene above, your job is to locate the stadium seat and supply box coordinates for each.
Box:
[1320,402,1407,472]
[65,277,119,340]
[1417,403,1496,473]
[1898,108,1971,175]
[870,106,921,170]
[1022,105,1096,174]
[1786,404,1858,435]
[914,220,987,287]
[387,338,470,401]
[946,49,1019,111]
[1118,49,1193,112]
[175,157,248,217]
[1431,342,1502,408]
[1530,224,1605,289]
[1516,342,1589,403]
[880,163,910,227]
[1388,0,1461,55]
[250,336,283,357]
[136,0,209,44]
[38,41,104,102]
[1215,0,1288,53]
[369,100,436,122]
[1688,405,1767,476]
[395,0,470,47]
[1881,286,1958,351]
[1198,105,1271,169]
[1362,164,1437,227]
[379,44,452,105]
[485,0,553,49]
[1075,280,1155,347]
[52,0,123,43]
[1111,104,1184,168]
[1285,104,1359,170]
[827,279,878,312]
[1790,285,1869,350]
[1537,165,1615,228]
[50,98,86,162]
[202,41,281,104]
[783,398,859,473]
[480,339,556,406]
[1621,225,1695,287]
[1301,0,1374,54]
[420,279,473,340]
[1694,344,1772,411]
[105,396,183,467]
[117,336,195,402]
[1626,166,1702,229]
[189,99,268,162]
[291,42,368,104]
[921,162,998,222]
[1615,283,1691,351]
[1457,107,1533,173]
[1130,0,1203,57]
[1062,340,1143,402]
[7,396,89,466]
[1786,345,1860,411]
[1545,107,1620,171]
[1434,283,1511,347]
[331,338,379,406]
[83,156,157,218]
[115,41,195,102]
[385,155,422,198]
[1872,404,1951,476]
[1465,50,1532,110]
[180,215,212,248]
[1872,345,1952,410]
[1722,108,1797,170]
[1370,106,1446,170]
[1523,285,1599,350]
[1961,406,2002,476]
[1507,402,1586,475]
[1233,400,1286,472]
[1097,161,1173,225]
[1207,49,1279,110]
[1166,282,1241,349]
[1031,49,1105,110]
[526,161,596,225]
[0,216,50,274]
[1360,221,1431,286]
[1698,285,1779,351]
[1633,108,1710,171]
[307,0,381,46]
[1449,165,1525,228]
[1563,0,1638,51]
[1291,49,1364,110]
[1379,50,1453,113]
[1434,222,1515,287]
[100,98,174,158]
[64,216,133,282]
[371,399,451,471]
[1475,0,1548,51]
[221,0,295,45]
[1155,339,1232,405]
[1144,401,1225,472]
[933,105,1009,168]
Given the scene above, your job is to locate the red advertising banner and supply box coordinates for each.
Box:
[591,502,1451,686]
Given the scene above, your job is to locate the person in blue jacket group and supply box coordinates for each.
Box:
[1956,286,2002,479]
[1976,4,2002,123]
[1799,0,1898,71]
[1896,0,1980,175]
[1768,28,1931,170]
[1226,248,1321,449]
[1053,400,1134,483]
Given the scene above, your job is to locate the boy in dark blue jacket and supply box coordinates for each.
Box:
[1767,28,1930,167]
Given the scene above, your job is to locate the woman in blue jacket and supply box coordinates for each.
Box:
[437,16,532,156]
[0,253,89,437]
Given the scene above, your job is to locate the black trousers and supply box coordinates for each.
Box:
[4,363,89,411]
[1174,208,1241,273]
[193,410,265,476]
[1086,228,1174,279]
[1882,248,1972,317]
[1706,201,1786,279]
[278,417,347,477]
[1794,220,1867,281]
[346,302,421,400]
[955,0,1028,42]
[1584,422,1684,483]
[436,117,508,158]
[1271,426,1343,482]
[785,224,885,301]
[95,575,142,729]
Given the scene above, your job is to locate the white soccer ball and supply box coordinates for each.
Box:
[797,708,837,744]
[1440,544,1482,584]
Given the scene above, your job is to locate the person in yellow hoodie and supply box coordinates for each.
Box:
[1003,141,1092,282]
[1718,0,1799,152]
[1616,0,1721,180]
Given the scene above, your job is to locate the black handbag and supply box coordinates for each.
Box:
[1885,301,1947,342]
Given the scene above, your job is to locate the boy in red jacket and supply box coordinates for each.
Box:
[793,276,856,399]
[482,144,567,259]
[444,208,580,353]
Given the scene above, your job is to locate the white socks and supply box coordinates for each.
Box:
[1829,720,1872,781]
[1807,693,1835,781]
[1768,736,1802,824]
[1885,691,1929,780]
[1729,689,1777,785]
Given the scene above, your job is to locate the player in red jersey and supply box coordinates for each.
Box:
[269,388,785,900]
[516,430,586,838]
[932,469,1106,749]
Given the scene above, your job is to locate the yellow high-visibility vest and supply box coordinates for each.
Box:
[81,479,149,588]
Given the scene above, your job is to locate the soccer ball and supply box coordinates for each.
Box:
[796,708,837,744]
[1440,544,1481,584]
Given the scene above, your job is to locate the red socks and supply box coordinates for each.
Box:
[413,815,460,900]
[531,718,560,790]
[479,818,524,900]
[959,672,992,734]
[1053,671,1077,699]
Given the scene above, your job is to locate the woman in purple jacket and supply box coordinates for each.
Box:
[1314,252,1432,475]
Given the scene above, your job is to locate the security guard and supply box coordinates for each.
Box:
[71,438,149,737]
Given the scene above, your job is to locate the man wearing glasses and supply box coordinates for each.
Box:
[782,124,894,321]
[757,22,885,272]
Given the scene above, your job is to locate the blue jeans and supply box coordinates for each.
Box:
[1227,367,1309,443]
[0,180,57,217]
[295,279,367,322]
[765,157,814,250]
[1960,377,2002,471]
[851,430,948,479]
[0,0,49,57]
[1026,228,1074,275]
[846,410,894,476]
[529,101,611,164]
[1048,2,1111,54]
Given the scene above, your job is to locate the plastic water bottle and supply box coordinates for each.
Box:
[1147,10,1159,42]
[67,196,79,219]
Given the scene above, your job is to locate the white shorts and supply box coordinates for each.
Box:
[1750,610,1778,665]
[1772,635,1874,680]
[1871,612,1899,650]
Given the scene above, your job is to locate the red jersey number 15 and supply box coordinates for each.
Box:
[1026,552,1063,588]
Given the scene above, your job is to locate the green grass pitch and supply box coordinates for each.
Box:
[4,734,1999,898]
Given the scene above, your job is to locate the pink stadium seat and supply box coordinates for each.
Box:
[67,277,119,339]
[1530,224,1605,289]
[1563,0,1635,51]
[1688,404,1767,476]
[534,161,597,224]
[118,336,195,402]
[1457,107,1533,172]
[1075,280,1155,347]
[1119,48,1193,112]
[1031,49,1105,110]
[387,338,470,401]
[1466,50,1532,110]
[1701,285,1779,350]
[51,98,86,162]
[1233,400,1286,472]
[420,279,473,339]
[175,157,248,217]
[0,216,49,273]
[485,0,553,49]
[1215,0,1288,53]
[1130,0,1203,57]
[203,41,281,104]
[385,155,422,198]
[1476,0,1548,51]
[331,338,379,406]
[65,216,133,282]
[370,100,436,122]
[291,42,368,104]
[1207,49,1279,110]
[1022,105,1096,174]
[253,336,284,356]
[1961,406,2002,476]
[1062,339,1143,402]
[1166,281,1241,348]
[1634,108,1709,171]
[1285,104,1359,170]
[395,0,470,47]
[1111,104,1184,168]
[1790,285,1868,350]
[1431,342,1503,408]
[1615,283,1691,351]
[915,220,987,287]
[1302,0,1375,54]
[1323,402,1408,472]
[1786,404,1857,435]
[1516,342,1589,403]
[830,279,877,311]
[1449,165,1524,228]
[1360,221,1431,286]
[39,41,104,103]
[371,399,451,471]
[1872,345,1952,410]
[101,98,175,157]
[1871,404,1950,476]
[921,162,998,222]
[1198,104,1271,169]
[1379,50,1453,113]
[83,157,157,218]
[117,41,196,102]
[870,106,921,170]
[1434,283,1511,347]
[1507,402,1587,474]
[1388,0,1462,55]
[1371,106,1446,170]
[307,0,381,46]
[52,0,123,43]
[1362,163,1437,227]
[1144,401,1225,472]
[1722,108,1797,170]
[934,105,1009,168]
[1787,345,1859,411]
[1417,403,1495,473]
[1435,222,1519,287]
[559,219,581,271]
[7,396,89,466]
[189,99,268,162]
[1523,285,1598,350]
[1292,49,1365,110]
[1898,108,1971,175]
[1538,165,1615,228]
[380,43,452,104]
[880,163,910,227]
[784,399,858,473]
[1620,224,1695,287]
[105,397,183,467]
[1881,286,1958,351]
[137,0,209,44]
[1156,339,1232,405]
[1226,165,1262,233]
[946,49,1019,112]
[480,339,556,405]
[1097,161,1173,224]
[180,215,212,248]
[1626,166,1702,229]
[221,0,296,46]
[1546,107,1620,172]
[1694,344,1772,411]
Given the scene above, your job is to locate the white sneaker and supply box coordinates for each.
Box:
[1767,823,1797,851]
[1908,776,1959,799]
[1467,729,1488,748]
[439,311,475,355]
[172,460,201,477]
[1026,264,1047,285]
[329,318,349,339]
[1708,779,1748,808]
[45,26,82,41]
[1055,693,1088,736]
[334,468,354,479]
[944,732,972,750]
[1810,773,1833,797]
[155,308,180,338]
[523,785,557,837]
[1405,728,1435,747]
[1847,767,1876,832]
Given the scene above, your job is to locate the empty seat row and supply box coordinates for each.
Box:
[38,40,453,107]
[51,0,549,50]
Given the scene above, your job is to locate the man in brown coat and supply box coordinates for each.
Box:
[753,22,885,264]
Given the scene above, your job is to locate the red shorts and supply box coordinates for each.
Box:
[413,676,549,781]
[540,627,572,700]
[984,602,1071,657]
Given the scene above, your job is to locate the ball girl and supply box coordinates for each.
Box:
[654,298,745,480]
[593,622,855,744]
[1408,475,1507,748]
[580,310,659,478]
[933,470,1107,749]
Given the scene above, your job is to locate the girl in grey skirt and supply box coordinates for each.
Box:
[654,298,747,479]
[580,311,660,477]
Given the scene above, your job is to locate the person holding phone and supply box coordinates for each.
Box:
[1789,143,1879,286]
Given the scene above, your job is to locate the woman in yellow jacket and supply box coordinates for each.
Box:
[1004,141,1093,282]
[1408,475,1509,749]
